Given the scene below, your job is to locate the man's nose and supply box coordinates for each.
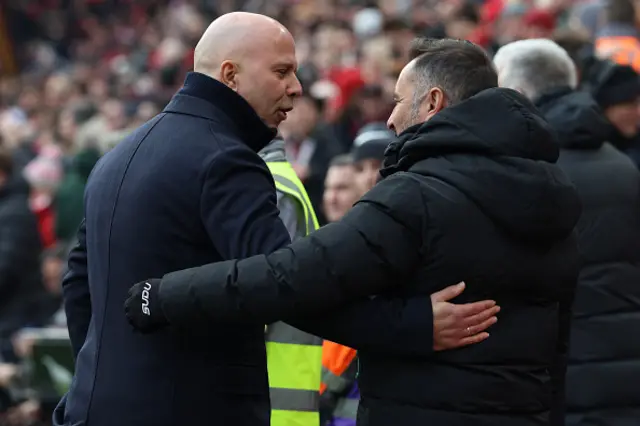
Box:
[287,74,303,98]
[386,117,395,132]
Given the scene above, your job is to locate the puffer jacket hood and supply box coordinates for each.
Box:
[381,87,581,244]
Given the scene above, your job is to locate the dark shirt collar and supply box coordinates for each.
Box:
[173,72,277,152]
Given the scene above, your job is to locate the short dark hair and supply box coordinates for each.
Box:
[452,1,480,24]
[0,148,13,177]
[408,38,498,104]
[605,0,636,25]
[329,154,354,168]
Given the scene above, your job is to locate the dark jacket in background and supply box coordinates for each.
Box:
[537,88,640,425]
[0,179,46,353]
[157,88,581,426]
[54,72,292,426]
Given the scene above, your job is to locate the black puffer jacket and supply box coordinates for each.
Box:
[537,88,640,426]
[158,88,581,426]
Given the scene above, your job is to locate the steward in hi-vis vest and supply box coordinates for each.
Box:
[259,139,322,426]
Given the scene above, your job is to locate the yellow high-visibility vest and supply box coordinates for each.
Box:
[265,160,322,426]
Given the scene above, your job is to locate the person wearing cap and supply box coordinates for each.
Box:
[577,58,640,157]
[350,123,395,196]
[583,61,640,166]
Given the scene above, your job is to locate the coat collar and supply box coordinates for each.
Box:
[163,72,277,152]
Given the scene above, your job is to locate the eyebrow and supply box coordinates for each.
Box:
[273,63,296,70]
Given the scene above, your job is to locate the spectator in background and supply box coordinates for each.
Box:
[494,3,528,46]
[552,28,593,78]
[0,108,37,174]
[567,1,604,39]
[280,93,343,225]
[322,154,360,223]
[495,38,640,426]
[22,143,63,250]
[331,83,394,151]
[582,61,640,166]
[350,122,395,197]
[0,147,48,362]
[445,2,481,43]
[594,0,640,72]
[54,145,101,250]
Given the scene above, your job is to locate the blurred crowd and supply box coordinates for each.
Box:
[1,0,640,424]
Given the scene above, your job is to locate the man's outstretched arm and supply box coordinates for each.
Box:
[127,173,429,327]
[126,172,499,349]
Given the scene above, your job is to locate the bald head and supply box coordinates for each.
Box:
[193,12,302,129]
[194,12,291,77]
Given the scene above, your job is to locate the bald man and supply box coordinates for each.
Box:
[53,12,302,426]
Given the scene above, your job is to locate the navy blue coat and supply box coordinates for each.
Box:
[53,72,291,426]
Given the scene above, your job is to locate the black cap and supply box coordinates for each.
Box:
[351,122,396,162]
[589,62,640,108]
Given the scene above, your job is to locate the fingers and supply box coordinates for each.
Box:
[436,304,499,338]
[456,300,497,317]
[431,282,466,303]
[433,331,491,351]
[455,332,490,349]
[462,305,500,329]
[464,315,498,336]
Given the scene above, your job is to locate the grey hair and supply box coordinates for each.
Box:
[493,39,578,101]
[410,69,431,124]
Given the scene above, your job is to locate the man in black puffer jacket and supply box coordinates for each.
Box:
[126,38,580,426]
[495,38,640,426]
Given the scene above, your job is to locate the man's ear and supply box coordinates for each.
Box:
[424,87,447,120]
[220,60,239,90]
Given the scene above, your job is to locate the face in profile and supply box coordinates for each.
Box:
[234,29,303,129]
[387,59,446,134]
